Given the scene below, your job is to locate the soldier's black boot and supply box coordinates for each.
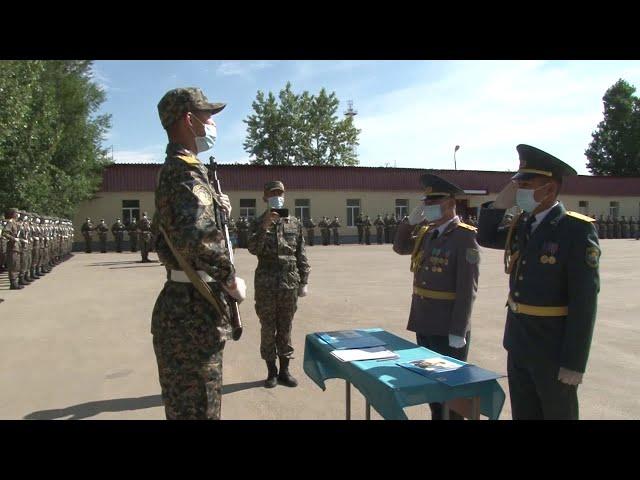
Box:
[277,356,298,387]
[264,360,278,388]
[10,277,24,290]
[31,267,40,279]
[19,274,31,286]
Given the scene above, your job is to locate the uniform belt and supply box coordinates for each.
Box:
[413,286,456,300]
[507,296,568,316]
[168,269,213,283]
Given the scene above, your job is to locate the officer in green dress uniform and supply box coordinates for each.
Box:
[477,144,600,420]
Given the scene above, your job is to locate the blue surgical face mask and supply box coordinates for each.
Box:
[424,204,443,222]
[515,188,539,213]
[268,196,285,209]
[190,114,217,153]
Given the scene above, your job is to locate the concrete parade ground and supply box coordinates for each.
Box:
[0,240,638,420]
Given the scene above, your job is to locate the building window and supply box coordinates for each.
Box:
[295,199,311,222]
[578,200,589,215]
[610,201,619,219]
[395,199,409,219]
[239,199,257,220]
[122,200,140,224]
[346,199,361,227]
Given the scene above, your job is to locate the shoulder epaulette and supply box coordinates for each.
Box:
[176,154,200,165]
[457,222,478,232]
[566,211,595,223]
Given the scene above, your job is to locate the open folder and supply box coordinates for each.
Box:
[317,330,387,350]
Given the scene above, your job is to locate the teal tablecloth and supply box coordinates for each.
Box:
[303,328,506,420]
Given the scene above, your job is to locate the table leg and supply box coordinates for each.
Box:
[346,381,351,420]
[442,403,450,420]
[470,396,481,420]
[366,400,371,420]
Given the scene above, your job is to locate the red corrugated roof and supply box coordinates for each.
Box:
[100,163,640,196]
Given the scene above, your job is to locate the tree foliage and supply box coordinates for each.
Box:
[0,60,111,217]
[586,78,640,176]
[243,82,360,166]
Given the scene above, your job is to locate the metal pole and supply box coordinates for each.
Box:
[454,145,460,170]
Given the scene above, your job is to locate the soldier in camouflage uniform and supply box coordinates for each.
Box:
[621,216,630,239]
[96,219,109,253]
[238,217,249,248]
[319,216,330,245]
[138,212,153,262]
[630,216,638,239]
[30,216,41,280]
[0,219,6,273]
[330,216,341,245]
[128,217,139,252]
[304,217,316,246]
[356,213,365,244]
[363,215,372,245]
[2,209,23,290]
[248,180,311,388]
[19,212,32,285]
[605,216,613,239]
[81,217,94,253]
[374,214,385,244]
[111,218,126,252]
[383,213,391,243]
[152,87,246,420]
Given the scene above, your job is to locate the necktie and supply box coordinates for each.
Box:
[431,229,439,241]
[525,215,536,240]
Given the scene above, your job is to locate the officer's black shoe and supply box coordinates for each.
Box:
[277,356,298,387]
[264,360,278,388]
[10,278,24,290]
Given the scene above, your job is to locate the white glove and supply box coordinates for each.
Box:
[448,334,467,349]
[224,276,246,303]
[558,367,583,385]
[298,284,308,297]
[408,205,426,226]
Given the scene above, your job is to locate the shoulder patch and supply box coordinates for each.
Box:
[457,222,478,232]
[586,246,601,268]
[466,248,480,264]
[566,211,595,223]
[192,184,213,206]
[176,154,200,165]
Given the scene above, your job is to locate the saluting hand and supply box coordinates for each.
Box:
[493,181,518,209]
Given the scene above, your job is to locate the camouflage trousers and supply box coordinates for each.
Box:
[151,282,230,420]
[7,251,20,280]
[140,234,152,260]
[255,288,298,361]
[99,235,107,252]
[83,235,92,253]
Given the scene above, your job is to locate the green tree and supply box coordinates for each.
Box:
[585,79,640,176]
[243,82,360,166]
[0,60,111,218]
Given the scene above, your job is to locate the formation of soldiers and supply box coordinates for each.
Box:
[1,208,74,290]
[593,215,640,239]
[80,213,155,261]
[227,216,250,248]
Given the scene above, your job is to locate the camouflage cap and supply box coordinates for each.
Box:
[157,87,226,129]
[264,180,285,192]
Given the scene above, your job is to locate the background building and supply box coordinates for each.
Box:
[72,164,640,245]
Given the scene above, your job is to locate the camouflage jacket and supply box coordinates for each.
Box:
[248,210,310,290]
[2,219,20,252]
[153,142,235,288]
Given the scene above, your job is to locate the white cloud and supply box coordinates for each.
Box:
[353,60,640,174]
[216,61,272,77]
[114,145,165,164]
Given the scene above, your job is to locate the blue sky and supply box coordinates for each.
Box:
[93,60,640,175]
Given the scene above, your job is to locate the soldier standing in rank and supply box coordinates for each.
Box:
[305,217,316,246]
[235,217,247,248]
[0,219,6,273]
[81,217,94,253]
[363,215,372,245]
[383,213,391,243]
[128,217,139,252]
[605,216,613,239]
[96,219,109,253]
[597,215,605,239]
[3,209,23,290]
[319,216,330,246]
[390,214,399,243]
[330,216,341,245]
[374,214,385,244]
[138,212,153,262]
[621,216,630,239]
[248,180,311,388]
[152,86,246,420]
[394,173,480,420]
[477,144,600,420]
[613,217,621,239]
[630,216,638,239]
[356,213,365,244]
[111,218,125,252]
[19,212,32,285]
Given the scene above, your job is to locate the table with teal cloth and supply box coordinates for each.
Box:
[303,328,506,420]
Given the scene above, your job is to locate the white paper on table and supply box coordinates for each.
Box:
[409,357,463,373]
[330,346,399,362]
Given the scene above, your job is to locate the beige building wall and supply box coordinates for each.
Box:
[73,190,640,242]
